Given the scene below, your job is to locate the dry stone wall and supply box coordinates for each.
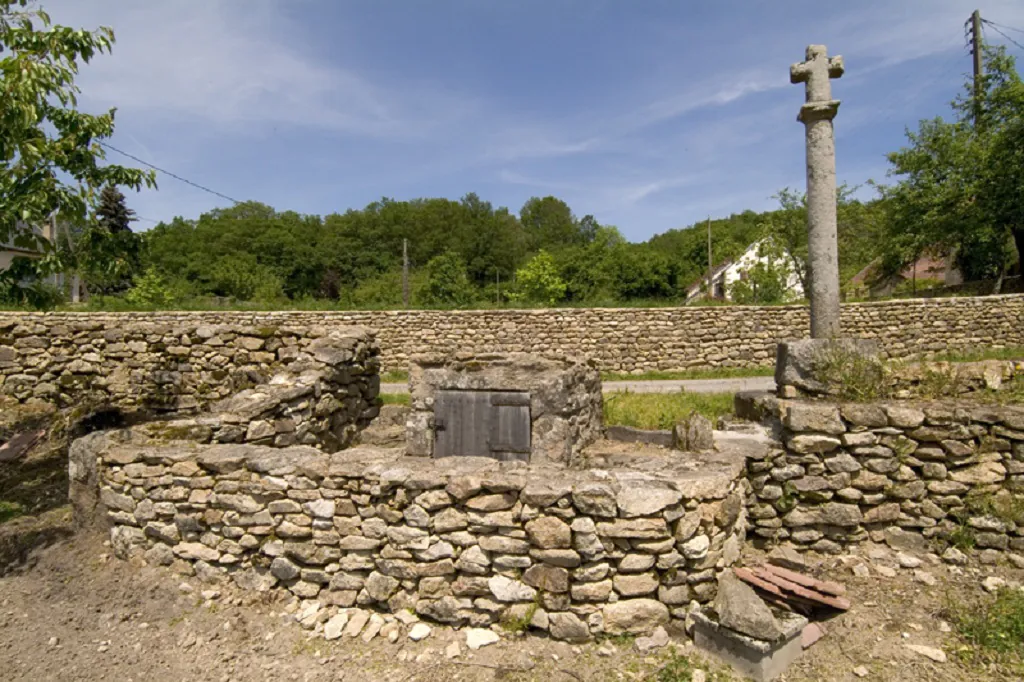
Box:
[71,434,748,640]
[1,294,1022,378]
[0,318,380,413]
[746,399,1024,556]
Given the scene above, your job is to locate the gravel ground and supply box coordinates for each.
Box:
[2,529,1023,682]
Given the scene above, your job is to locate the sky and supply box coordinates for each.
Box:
[43,0,1024,242]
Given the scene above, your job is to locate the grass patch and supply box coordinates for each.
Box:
[0,500,26,524]
[946,588,1024,668]
[929,346,1024,363]
[602,366,774,382]
[655,650,735,681]
[964,492,1024,526]
[603,390,734,430]
[380,370,409,383]
[811,342,891,401]
[378,393,410,406]
[948,522,976,551]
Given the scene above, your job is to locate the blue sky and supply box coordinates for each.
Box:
[49,0,1024,241]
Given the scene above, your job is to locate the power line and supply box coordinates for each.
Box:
[983,19,1024,35]
[99,142,242,205]
[983,20,1024,52]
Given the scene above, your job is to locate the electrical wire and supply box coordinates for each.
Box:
[99,142,242,205]
[983,21,1024,53]
[983,19,1024,35]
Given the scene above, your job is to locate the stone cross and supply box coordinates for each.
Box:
[791,45,844,339]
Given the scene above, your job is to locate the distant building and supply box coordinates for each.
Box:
[684,238,805,304]
[848,252,962,298]
[0,219,82,299]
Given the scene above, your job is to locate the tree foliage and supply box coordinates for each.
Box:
[512,250,567,305]
[0,0,154,300]
[878,46,1023,282]
[422,251,474,307]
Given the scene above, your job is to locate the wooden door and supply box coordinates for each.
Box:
[433,390,530,461]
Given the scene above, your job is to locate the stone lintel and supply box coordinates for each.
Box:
[797,100,841,124]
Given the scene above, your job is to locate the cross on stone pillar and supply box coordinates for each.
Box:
[791,45,844,339]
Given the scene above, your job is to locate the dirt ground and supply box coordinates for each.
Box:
[1,528,1022,682]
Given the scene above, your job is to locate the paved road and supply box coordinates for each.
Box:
[380,376,775,395]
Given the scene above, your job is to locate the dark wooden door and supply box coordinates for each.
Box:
[433,390,530,461]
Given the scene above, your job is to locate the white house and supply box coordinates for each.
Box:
[684,238,804,304]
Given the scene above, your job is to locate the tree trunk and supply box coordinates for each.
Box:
[1012,226,1024,277]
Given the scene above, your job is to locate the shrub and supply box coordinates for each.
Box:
[946,588,1024,665]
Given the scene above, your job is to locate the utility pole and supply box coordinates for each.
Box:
[402,238,410,308]
[970,9,984,126]
[706,217,713,299]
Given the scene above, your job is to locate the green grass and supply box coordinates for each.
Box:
[380,370,409,383]
[0,500,26,524]
[928,346,1024,363]
[602,366,774,382]
[964,492,1024,526]
[378,393,410,406]
[947,588,1024,668]
[602,390,734,430]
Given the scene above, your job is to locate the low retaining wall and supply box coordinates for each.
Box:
[1,294,1022,379]
[745,398,1024,554]
[70,433,748,640]
[0,320,380,413]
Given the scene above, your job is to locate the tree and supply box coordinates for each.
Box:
[78,185,143,294]
[0,1,155,300]
[520,197,580,250]
[513,250,567,305]
[878,46,1023,284]
[421,251,474,307]
[96,184,136,233]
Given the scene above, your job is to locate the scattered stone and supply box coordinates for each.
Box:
[714,572,782,641]
[913,570,936,587]
[874,565,897,578]
[634,626,670,652]
[982,576,1006,593]
[853,666,869,678]
[465,628,500,650]
[408,623,432,641]
[767,546,808,572]
[905,644,946,663]
[323,612,349,641]
[941,547,968,565]
[896,553,921,569]
[445,641,461,659]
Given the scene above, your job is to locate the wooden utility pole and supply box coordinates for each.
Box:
[970,9,984,126]
[706,217,713,299]
[402,238,410,308]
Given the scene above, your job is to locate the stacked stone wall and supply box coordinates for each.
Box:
[1,294,1023,379]
[747,400,1024,554]
[73,437,747,640]
[0,320,380,414]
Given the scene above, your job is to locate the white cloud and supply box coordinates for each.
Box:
[46,0,473,138]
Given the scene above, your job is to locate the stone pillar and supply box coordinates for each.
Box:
[791,45,844,339]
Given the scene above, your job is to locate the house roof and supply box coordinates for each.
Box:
[850,252,952,288]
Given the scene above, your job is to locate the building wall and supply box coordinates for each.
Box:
[0,295,1022,384]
